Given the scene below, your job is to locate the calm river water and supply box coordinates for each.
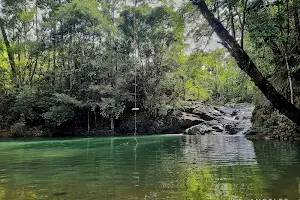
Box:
[0,134,300,200]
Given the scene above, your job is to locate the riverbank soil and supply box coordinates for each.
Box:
[0,129,11,138]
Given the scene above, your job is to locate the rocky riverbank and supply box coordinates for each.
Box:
[245,101,300,141]
[179,102,254,136]
[0,101,277,138]
[116,101,254,136]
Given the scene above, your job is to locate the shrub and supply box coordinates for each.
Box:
[10,122,27,137]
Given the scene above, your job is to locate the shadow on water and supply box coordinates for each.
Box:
[0,135,300,199]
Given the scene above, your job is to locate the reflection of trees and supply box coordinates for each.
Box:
[253,141,300,199]
[2,136,300,199]
[0,187,5,199]
[172,135,268,200]
[0,136,187,199]
[182,135,257,166]
[175,164,266,200]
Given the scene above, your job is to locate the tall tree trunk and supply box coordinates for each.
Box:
[285,0,294,104]
[216,0,220,19]
[285,55,294,104]
[88,110,90,133]
[30,2,39,84]
[53,29,56,86]
[241,0,248,49]
[17,36,21,81]
[94,110,97,126]
[30,58,38,84]
[293,0,300,41]
[110,114,114,135]
[0,18,17,82]
[287,0,290,38]
[191,0,300,124]
[229,5,236,39]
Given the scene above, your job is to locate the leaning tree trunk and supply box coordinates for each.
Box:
[191,0,300,125]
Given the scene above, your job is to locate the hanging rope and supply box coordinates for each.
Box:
[132,0,139,188]
[132,0,139,144]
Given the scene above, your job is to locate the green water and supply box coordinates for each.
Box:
[0,134,300,200]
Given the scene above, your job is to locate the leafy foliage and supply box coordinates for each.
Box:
[169,49,254,103]
[0,0,255,135]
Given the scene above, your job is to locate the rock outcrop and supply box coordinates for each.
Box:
[180,102,254,136]
[246,71,300,141]
[245,101,300,141]
[116,101,253,136]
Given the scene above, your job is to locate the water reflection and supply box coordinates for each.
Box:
[183,135,257,166]
[252,140,300,199]
[0,135,299,199]
[132,139,139,187]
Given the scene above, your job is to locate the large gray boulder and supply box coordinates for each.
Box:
[185,124,215,135]
[181,102,254,136]
[184,101,222,121]
[178,112,205,128]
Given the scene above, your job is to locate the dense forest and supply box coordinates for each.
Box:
[0,0,299,138]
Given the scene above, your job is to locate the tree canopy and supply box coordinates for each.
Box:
[3,0,296,136]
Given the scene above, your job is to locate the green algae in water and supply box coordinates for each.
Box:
[0,135,300,199]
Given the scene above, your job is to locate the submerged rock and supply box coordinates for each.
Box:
[224,123,243,135]
[53,192,67,196]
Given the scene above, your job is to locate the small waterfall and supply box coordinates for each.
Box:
[232,104,254,135]
[215,103,254,136]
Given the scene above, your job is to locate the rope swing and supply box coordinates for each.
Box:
[131,3,139,143]
[131,1,140,187]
